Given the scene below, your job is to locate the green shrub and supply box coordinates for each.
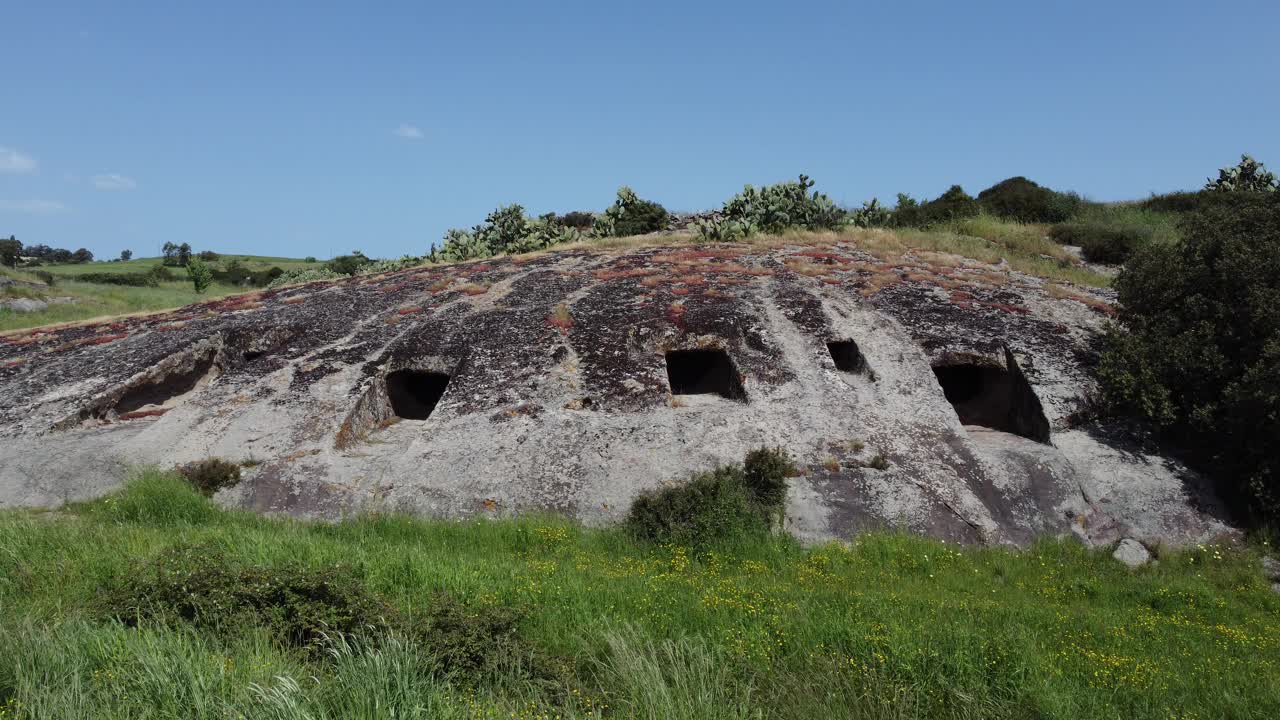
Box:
[196,250,220,262]
[176,458,242,497]
[977,176,1081,223]
[625,448,791,546]
[1049,222,1152,263]
[1204,154,1279,193]
[357,256,423,274]
[326,252,372,276]
[846,198,892,228]
[304,256,318,263]
[76,271,162,287]
[432,207,582,263]
[412,593,570,689]
[1142,190,1212,214]
[211,261,284,287]
[742,447,792,510]
[893,185,980,227]
[1098,191,1280,522]
[186,257,213,293]
[717,175,842,236]
[557,211,596,229]
[267,266,345,288]
[32,270,55,287]
[593,187,670,238]
[100,544,396,654]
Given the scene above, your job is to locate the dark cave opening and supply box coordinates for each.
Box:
[385,370,451,420]
[665,349,746,401]
[827,340,866,374]
[932,356,1050,443]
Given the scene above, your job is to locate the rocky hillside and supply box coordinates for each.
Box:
[0,236,1231,547]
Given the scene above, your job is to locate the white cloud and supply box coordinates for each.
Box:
[92,173,137,191]
[394,124,424,140]
[0,199,68,215]
[0,147,37,174]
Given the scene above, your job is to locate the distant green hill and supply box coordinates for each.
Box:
[2,253,320,332]
[36,254,319,276]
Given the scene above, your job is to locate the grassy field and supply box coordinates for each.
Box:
[1,254,319,332]
[0,268,247,333]
[1,471,1276,719]
[33,254,318,277]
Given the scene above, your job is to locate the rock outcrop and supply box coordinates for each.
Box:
[0,239,1234,547]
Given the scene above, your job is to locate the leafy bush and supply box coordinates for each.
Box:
[715,175,842,236]
[742,447,792,510]
[78,265,174,287]
[357,255,423,274]
[893,186,980,227]
[186,257,213,293]
[304,256,318,263]
[1097,191,1280,522]
[977,176,1081,223]
[211,261,284,287]
[176,458,242,496]
[32,270,55,286]
[557,211,596,229]
[593,187,670,238]
[846,198,892,228]
[196,250,220,262]
[431,207,582,263]
[412,593,570,688]
[267,266,345,288]
[1142,191,1212,214]
[326,252,373,276]
[101,544,396,654]
[1205,154,1279,193]
[625,448,792,545]
[1049,222,1153,263]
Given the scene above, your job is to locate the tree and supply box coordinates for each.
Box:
[1098,191,1280,522]
[0,235,21,268]
[186,257,213,293]
[71,248,94,264]
[177,243,193,266]
[161,242,180,266]
[120,249,133,261]
[49,248,73,264]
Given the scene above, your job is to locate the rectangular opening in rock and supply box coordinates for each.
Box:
[827,340,866,374]
[665,349,746,401]
[932,353,1049,442]
[385,370,450,420]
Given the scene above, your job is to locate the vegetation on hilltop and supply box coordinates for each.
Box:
[1098,185,1280,526]
[0,468,1277,719]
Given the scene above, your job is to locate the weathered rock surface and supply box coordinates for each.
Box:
[0,240,1235,547]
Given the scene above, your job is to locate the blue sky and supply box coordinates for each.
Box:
[3,1,1278,261]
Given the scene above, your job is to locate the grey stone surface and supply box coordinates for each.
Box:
[1113,538,1152,567]
[0,242,1236,548]
[1263,556,1280,582]
[1,298,48,313]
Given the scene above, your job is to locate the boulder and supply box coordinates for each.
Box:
[1112,538,1151,568]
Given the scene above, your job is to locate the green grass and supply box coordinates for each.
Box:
[1070,203,1182,245]
[1,254,318,332]
[33,254,318,277]
[1,471,1277,719]
[0,269,247,332]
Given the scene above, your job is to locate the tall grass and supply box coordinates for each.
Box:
[1,474,1278,718]
[0,276,247,332]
